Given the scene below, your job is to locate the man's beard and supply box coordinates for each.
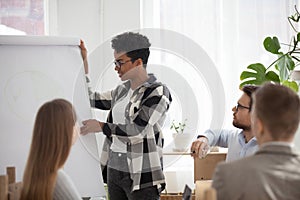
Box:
[233,121,251,131]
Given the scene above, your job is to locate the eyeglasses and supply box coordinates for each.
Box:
[235,103,250,111]
[114,59,132,68]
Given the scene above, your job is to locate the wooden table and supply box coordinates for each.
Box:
[161,193,195,200]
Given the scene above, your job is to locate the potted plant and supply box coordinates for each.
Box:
[170,119,187,134]
[240,6,300,92]
[170,119,194,152]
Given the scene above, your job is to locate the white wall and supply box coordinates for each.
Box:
[48,0,140,53]
[102,0,140,40]
[48,0,102,52]
[47,0,141,95]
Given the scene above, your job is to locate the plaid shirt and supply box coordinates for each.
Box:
[87,74,172,191]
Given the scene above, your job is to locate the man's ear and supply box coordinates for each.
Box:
[256,118,264,137]
[134,58,143,67]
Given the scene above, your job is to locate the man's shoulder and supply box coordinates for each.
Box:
[215,155,256,179]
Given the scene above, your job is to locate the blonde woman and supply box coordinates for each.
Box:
[20,99,81,200]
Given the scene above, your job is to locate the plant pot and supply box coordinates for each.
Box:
[172,133,195,152]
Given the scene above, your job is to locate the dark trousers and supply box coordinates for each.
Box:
[107,167,160,200]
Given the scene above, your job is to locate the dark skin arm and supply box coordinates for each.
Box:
[79,40,89,74]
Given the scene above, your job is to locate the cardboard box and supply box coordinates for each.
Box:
[194,152,226,181]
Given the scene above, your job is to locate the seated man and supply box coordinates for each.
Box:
[212,83,300,200]
[191,85,259,161]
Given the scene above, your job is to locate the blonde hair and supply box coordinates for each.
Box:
[20,99,76,200]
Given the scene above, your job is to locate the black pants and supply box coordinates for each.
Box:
[107,167,160,200]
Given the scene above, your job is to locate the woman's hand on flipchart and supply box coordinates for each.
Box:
[80,119,103,135]
[79,40,89,74]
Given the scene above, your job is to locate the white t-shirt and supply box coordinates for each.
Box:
[110,89,133,153]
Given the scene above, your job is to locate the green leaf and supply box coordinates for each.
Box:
[282,80,299,92]
[240,63,269,88]
[240,71,258,80]
[286,55,295,70]
[265,71,280,82]
[276,54,295,81]
[297,32,300,42]
[263,37,281,54]
[247,63,267,74]
[275,63,288,81]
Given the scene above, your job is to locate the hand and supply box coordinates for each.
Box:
[79,40,89,74]
[80,119,102,135]
[190,136,210,158]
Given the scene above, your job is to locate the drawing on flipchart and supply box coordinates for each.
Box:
[4,70,64,123]
[3,69,101,161]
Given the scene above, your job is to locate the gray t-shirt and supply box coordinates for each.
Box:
[53,169,81,200]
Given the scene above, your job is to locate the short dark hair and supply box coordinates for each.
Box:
[111,32,151,66]
[253,83,300,140]
[242,85,259,111]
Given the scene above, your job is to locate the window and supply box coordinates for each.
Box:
[0,0,45,35]
[141,0,299,193]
